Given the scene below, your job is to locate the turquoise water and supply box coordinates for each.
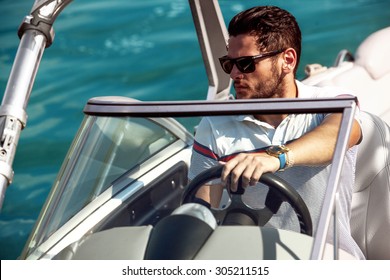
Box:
[0,0,389,260]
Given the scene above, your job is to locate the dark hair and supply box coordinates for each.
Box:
[228,6,301,74]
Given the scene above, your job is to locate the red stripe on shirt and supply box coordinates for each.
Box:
[193,141,219,160]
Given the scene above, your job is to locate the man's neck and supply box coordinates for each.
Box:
[254,79,298,127]
[254,114,288,128]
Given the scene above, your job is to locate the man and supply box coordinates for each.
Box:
[188,6,364,259]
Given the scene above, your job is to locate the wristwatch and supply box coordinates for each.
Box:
[266,145,292,171]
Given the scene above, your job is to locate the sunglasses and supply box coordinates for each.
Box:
[219,49,285,74]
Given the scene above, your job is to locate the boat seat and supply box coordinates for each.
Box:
[351,111,390,259]
[314,27,390,125]
[354,27,390,81]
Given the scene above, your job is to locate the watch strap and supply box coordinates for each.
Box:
[278,153,287,170]
[285,150,294,169]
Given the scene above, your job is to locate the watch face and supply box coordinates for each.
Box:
[268,145,288,155]
[268,146,282,155]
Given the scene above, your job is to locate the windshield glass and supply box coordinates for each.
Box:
[31,115,178,248]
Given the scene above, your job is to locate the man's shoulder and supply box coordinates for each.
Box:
[297,80,355,99]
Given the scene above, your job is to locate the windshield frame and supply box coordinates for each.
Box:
[85,96,359,259]
[22,96,358,260]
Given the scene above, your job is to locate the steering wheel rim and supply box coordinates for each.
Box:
[182,165,313,236]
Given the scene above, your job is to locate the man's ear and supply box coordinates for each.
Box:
[282,48,297,73]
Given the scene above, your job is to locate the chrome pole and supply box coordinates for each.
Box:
[0,0,73,210]
[310,103,357,259]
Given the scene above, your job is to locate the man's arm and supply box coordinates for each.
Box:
[287,113,362,166]
[195,183,224,208]
[221,113,362,191]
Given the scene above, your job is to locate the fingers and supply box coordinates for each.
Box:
[221,153,267,191]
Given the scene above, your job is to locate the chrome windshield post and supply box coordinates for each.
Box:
[0,0,73,210]
[310,102,358,259]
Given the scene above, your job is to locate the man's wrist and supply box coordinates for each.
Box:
[266,145,293,171]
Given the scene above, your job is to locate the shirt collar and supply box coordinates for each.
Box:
[234,115,275,129]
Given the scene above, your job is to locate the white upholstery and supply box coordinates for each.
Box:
[354,27,390,80]
[328,66,390,126]
[304,27,390,126]
[352,111,390,259]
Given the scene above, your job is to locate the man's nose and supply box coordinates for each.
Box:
[230,64,243,80]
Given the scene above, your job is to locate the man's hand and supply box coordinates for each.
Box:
[221,153,280,191]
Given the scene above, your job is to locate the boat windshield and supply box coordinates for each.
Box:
[30,115,178,248]
[23,97,359,260]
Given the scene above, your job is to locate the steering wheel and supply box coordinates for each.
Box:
[182,165,312,236]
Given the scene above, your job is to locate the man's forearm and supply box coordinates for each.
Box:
[286,114,362,167]
[196,184,224,208]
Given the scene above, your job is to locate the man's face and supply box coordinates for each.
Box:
[227,34,285,99]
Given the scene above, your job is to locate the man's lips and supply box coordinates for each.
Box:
[234,83,248,92]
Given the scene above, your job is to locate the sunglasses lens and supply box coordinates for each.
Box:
[236,58,255,73]
[220,59,233,74]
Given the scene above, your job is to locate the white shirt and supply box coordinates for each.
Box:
[189,81,365,259]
